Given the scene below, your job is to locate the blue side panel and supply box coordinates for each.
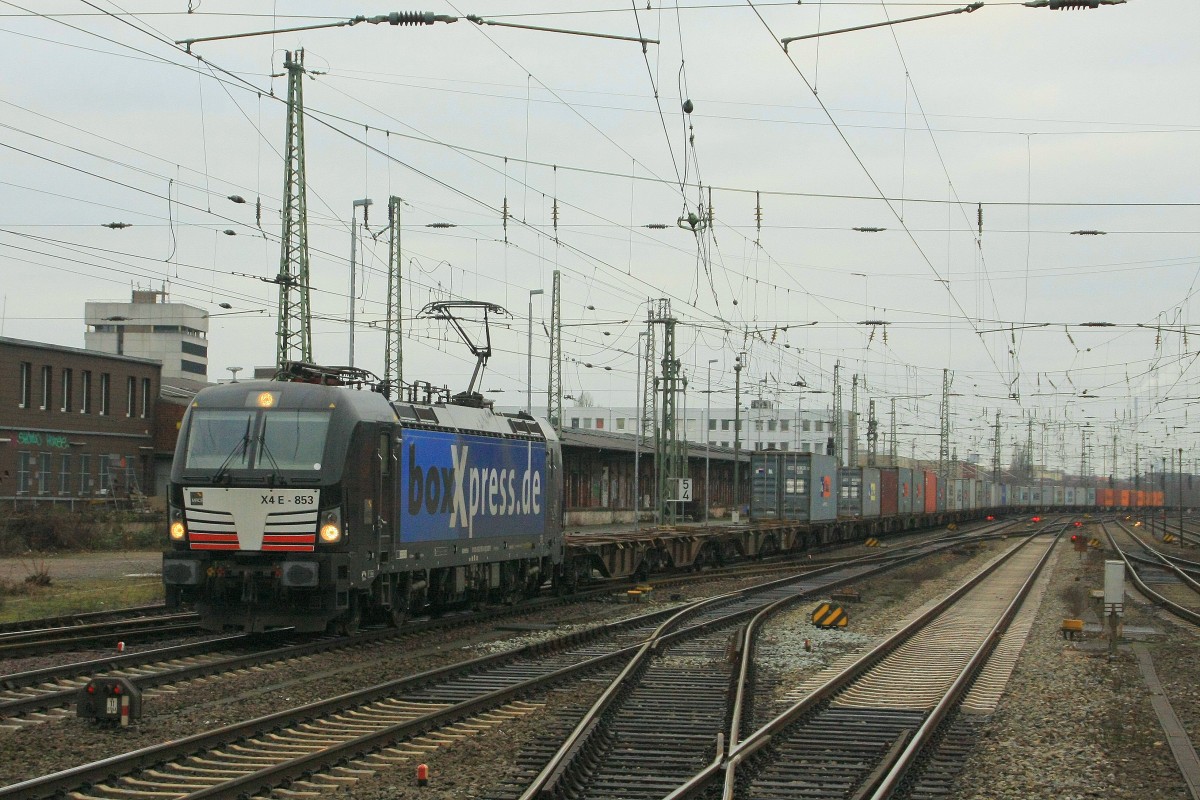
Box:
[400,429,547,542]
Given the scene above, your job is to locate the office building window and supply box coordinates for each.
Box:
[141,378,151,418]
[803,420,811,431]
[99,457,111,493]
[126,376,136,417]
[780,443,789,451]
[40,366,51,410]
[768,419,777,432]
[60,369,73,412]
[616,418,625,430]
[595,418,604,429]
[708,419,716,431]
[38,453,51,494]
[570,418,579,428]
[100,373,110,415]
[16,452,31,493]
[18,362,31,408]
[781,420,789,432]
[754,442,763,451]
[755,420,763,432]
[60,455,71,494]
[79,454,92,495]
[815,421,824,432]
[721,419,730,431]
[720,441,728,448]
[803,443,812,453]
[81,371,92,414]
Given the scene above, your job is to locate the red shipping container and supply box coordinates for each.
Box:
[1154,491,1165,507]
[923,471,937,514]
[880,469,899,516]
[1119,489,1131,507]
[1098,488,1114,507]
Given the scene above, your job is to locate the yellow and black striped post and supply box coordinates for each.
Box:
[812,602,848,629]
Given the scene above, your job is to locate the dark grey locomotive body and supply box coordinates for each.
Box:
[163,379,562,633]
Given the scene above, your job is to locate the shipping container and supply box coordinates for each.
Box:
[1086,487,1096,506]
[1000,484,1010,507]
[1119,489,1131,507]
[1098,488,1114,507]
[1053,486,1065,506]
[750,452,837,521]
[838,467,881,518]
[880,469,898,516]
[1018,486,1031,506]
[912,477,924,514]
[1065,486,1075,505]
[898,468,914,514]
[880,468,914,515]
[923,471,938,514]
[973,480,985,509]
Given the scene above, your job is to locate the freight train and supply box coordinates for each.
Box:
[163,363,1152,634]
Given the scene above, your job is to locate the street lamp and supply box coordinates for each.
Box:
[733,353,744,521]
[527,289,544,415]
[349,198,372,368]
[706,359,717,525]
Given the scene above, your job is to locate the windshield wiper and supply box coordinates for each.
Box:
[256,431,289,487]
[211,416,253,484]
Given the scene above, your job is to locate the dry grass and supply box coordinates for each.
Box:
[0,566,163,623]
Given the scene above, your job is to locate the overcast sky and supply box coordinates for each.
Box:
[1,1,1196,473]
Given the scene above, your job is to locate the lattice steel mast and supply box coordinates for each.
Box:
[832,362,843,465]
[650,299,681,525]
[867,399,878,467]
[849,374,859,467]
[547,270,562,431]
[384,195,403,392]
[939,368,952,489]
[275,50,312,368]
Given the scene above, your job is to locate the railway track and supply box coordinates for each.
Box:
[0,613,201,659]
[0,604,172,636]
[0,532,983,800]
[1103,519,1200,626]
[647,522,1064,800]
[473,521,1042,800]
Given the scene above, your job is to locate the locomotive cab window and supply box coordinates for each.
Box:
[184,408,331,471]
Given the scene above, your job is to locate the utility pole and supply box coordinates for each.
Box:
[547,270,562,432]
[275,49,313,369]
[348,198,372,368]
[384,196,402,393]
[992,411,1001,488]
[1026,418,1035,480]
[734,353,744,519]
[849,374,859,467]
[706,359,717,525]
[939,368,952,495]
[832,361,843,465]
[641,312,656,442]
[1080,427,1090,485]
[866,399,878,467]
[649,299,680,526]
[889,397,897,466]
[634,332,646,533]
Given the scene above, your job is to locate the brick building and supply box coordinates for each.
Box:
[0,337,161,506]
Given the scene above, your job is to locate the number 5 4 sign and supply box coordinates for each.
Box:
[677,478,693,501]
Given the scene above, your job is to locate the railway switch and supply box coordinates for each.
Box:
[78,677,142,726]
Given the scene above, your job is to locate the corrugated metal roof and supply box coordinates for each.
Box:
[560,427,746,461]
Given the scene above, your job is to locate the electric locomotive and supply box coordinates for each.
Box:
[163,363,563,633]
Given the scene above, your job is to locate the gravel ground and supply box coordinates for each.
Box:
[5,526,1197,800]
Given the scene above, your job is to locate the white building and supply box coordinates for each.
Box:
[85,289,209,383]
[514,399,845,456]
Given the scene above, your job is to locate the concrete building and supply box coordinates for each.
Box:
[508,399,843,456]
[0,336,161,505]
[85,288,208,382]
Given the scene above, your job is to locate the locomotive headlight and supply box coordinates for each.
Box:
[169,508,187,541]
[319,509,342,544]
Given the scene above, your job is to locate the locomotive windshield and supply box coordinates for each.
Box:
[184,409,331,472]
